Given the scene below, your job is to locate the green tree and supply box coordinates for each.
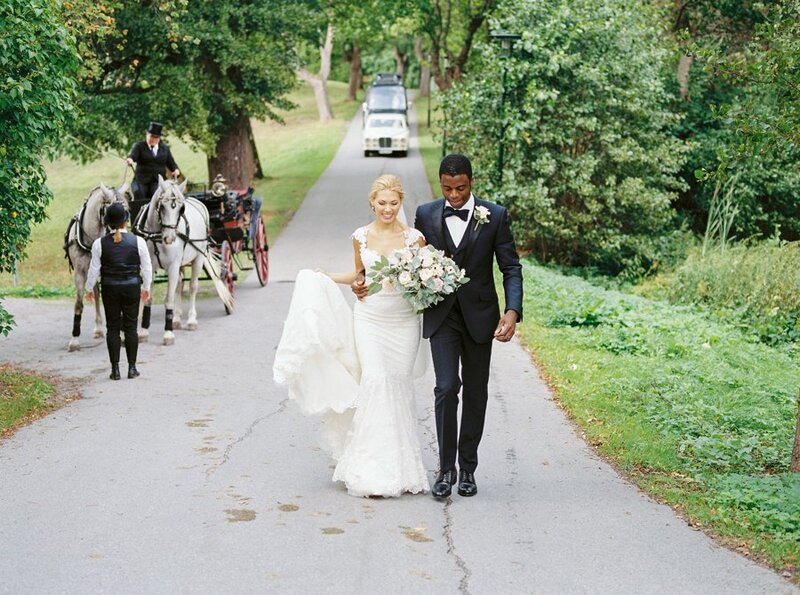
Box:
[414,0,497,91]
[0,0,78,335]
[67,0,313,188]
[664,0,800,241]
[705,0,800,154]
[442,0,687,276]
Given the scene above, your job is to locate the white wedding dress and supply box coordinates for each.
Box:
[273,226,430,497]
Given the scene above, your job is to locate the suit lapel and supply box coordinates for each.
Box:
[430,200,446,251]
[462,198,486,264]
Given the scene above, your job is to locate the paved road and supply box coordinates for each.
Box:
[1,105,796,595]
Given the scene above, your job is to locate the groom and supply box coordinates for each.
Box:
[414,154,523,499]
[353,154,523,499]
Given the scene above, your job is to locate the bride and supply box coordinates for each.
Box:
[273,175,430,497]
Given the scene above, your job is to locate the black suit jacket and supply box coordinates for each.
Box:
[129,141,178,185]
[414,197,523,343]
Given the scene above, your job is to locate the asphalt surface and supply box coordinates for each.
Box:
[1,102,796,595]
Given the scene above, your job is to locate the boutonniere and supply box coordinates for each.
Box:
[473,205,490,230]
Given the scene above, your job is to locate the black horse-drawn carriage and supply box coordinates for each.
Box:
[129,174,269,314]
[187,175,269,306]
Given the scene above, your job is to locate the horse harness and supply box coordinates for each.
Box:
[63,194,124,271]
[132,197,209,270]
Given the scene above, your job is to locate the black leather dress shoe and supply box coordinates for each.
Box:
[431,469,458,499]
[457,470,477,497]
[110,364,121,381]
[127,365,140,379]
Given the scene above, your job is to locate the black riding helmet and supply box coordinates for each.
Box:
[104,202,129,228]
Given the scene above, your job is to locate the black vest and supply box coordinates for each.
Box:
[443,216,472,266]
[101,233,141,283]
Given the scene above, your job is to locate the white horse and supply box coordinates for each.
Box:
[64,183,129,352]
[134,175,232,345]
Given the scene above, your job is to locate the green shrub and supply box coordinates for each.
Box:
[708,473,800,539]
[651,242,800,346]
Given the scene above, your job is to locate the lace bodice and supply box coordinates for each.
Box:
[351,225,424,272]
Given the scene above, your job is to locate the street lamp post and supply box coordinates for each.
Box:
[490,30,521,187]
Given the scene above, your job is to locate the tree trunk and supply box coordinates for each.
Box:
[394,46,407,81]
[677,54,693,100]
[413,37,430,97]
[297,23,335,122]
[249,122,263,180]
[792,394,800,472]
[348,45,362,101]
[419,65,431,97]
[302,77,333,122]
[207,115,257,189]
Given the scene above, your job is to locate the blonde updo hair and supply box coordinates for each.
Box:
[368,174,405,209]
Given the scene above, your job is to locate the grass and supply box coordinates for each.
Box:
[0,80,361,291]
[512,261,800,578]
[0,366,56,435]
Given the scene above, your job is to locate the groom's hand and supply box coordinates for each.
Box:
[351,270,368,300]
[494,310,518,342]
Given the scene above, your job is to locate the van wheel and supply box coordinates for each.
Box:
[364,150,370,157]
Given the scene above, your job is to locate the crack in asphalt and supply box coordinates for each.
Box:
[443,498,472,595]
[205,397,289,479]
[422,398,472,593]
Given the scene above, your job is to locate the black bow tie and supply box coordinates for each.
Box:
[443,206,469,221]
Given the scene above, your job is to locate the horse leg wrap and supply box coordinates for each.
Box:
[165,309,174,332]
[142,305,151,330]
[72,314,82,337]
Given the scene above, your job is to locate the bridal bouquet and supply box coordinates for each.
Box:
[367,244,469,313]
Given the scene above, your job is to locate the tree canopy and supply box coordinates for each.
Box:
[0,0,78,334]
[66,0,315,186]
[442,0,687,276]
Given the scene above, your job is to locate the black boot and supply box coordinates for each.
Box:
[110,364,121,380]
[127,364,140,379]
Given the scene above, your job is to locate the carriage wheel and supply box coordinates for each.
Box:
[220,240,235,314]
[253,216,269,287]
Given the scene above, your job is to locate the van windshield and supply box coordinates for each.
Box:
[368,86,407,111]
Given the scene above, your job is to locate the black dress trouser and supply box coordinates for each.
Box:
[102,282,140,366]
[429,301,493,474]
[134,180,159,203]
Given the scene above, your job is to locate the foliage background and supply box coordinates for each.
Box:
[441,0,688,277]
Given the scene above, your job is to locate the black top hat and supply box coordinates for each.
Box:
[147,121,163,136]
[104,202,130,228]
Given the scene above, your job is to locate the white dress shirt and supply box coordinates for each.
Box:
[85,229,153,291]
[444,194,475,247]
[150,143,159,157]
